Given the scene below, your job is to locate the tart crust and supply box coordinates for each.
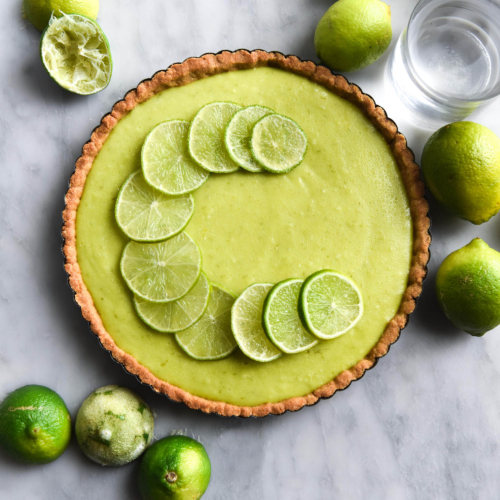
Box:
[62,50,431,417]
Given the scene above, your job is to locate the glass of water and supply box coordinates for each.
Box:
[386,0,500,128]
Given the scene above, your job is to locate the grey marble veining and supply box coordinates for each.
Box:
[1,1,500,498]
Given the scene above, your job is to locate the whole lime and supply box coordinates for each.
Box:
[75,385,154,466]
[138,435,211,500]
[23,0,99,31]
[314,0,392,72]
[0,385,71,464]
[422,121,500,225]
[436,238,500,336]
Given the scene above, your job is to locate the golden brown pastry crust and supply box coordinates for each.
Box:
[62,50,431,418]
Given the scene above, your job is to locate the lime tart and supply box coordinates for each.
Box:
[63,50,430,417]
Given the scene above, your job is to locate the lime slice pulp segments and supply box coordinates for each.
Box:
[299,270,363,339]
[142,120,210,195]
[189,102,243,173]
[262,279,318,354]
[134,272,211,333]
[231,283,282,362]
[224,106,275,172]
[120,232,202,303]
[115,171,194,242]
[175,284,238,360]
[251,114,308,173]
[40,14,112,95]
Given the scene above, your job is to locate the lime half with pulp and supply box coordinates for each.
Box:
[176,284,237,360]
[40,14,112,95]
[231,283,282,362]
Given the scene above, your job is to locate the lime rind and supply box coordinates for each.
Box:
[251,114,308,173]
[189,102,242,173]
[175,283,238,360]
[40,14,112,95]
[142,120,210,195]
[262,278,318,354]
[134,272,211,333]
[115,171,194,242]
[299,270,363,340]
[225,105,275,172]
[120,232,202,303]
[231,283,282,362]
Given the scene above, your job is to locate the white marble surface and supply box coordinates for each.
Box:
[1,0,500,498]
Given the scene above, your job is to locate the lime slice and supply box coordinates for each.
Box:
[251,114,307,173]
[120,233,202,303]
[231,283,282,362]
[225,106,275,172]
[40,14,112,95]
[142,120,210,195]
[115,171,194,242]
[134,272,211,333]
[262,279,318,354]
[189,102,242,173]
[299,270,363,339]
[175,284,237,360]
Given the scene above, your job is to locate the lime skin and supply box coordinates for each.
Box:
[0,385,71,464]
[138,436,211,500]
[436,238,500,336]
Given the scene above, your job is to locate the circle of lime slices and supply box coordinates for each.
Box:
[225,106,274,172]
[40,14,112,95]
[120,232,202,303]
[251,114,307,173]
[189,102,242,173]
[175,284,238,360]
[115,171,194,242]
[299,270,363,340]
[142,120,210,195]
[231,283,282,362]
[262,278,318,354]
[134,272,211,333]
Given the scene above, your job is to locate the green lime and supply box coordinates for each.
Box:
[314,0,392,72]
[40,13,112,95]
[231,283,282,362]
[135,272,211,333]
[299,270,363,339]
[175,284,237,360]
[262,279,318,354]
[189,102,242,173]
[436,238,500,336]
[138,435,211,500]
[224,105,275,172]
[421,121,500,225]
[24,0,99,31]
[120,233,202,303]
[75,385,154,466]
[142,120,210,196]
[250,114,307,173]
[0,385,71,464]
[115,171,194,242]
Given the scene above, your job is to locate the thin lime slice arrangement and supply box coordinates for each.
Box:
[115,171,194,242]
[299,270,363,339]
[225,105,274,172]
[262,279,318,354]
[142,120,210,195]
[40,14,112,95]
[251,114,307,173]
[189,102,243,173]
[120,232,202,303]
[134,272,211,333]
[176,284,238,360]
[231,283,282,362]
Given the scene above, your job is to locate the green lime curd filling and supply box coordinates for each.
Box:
[76,67,412,406]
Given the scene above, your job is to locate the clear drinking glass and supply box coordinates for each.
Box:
[386,0,500,128]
